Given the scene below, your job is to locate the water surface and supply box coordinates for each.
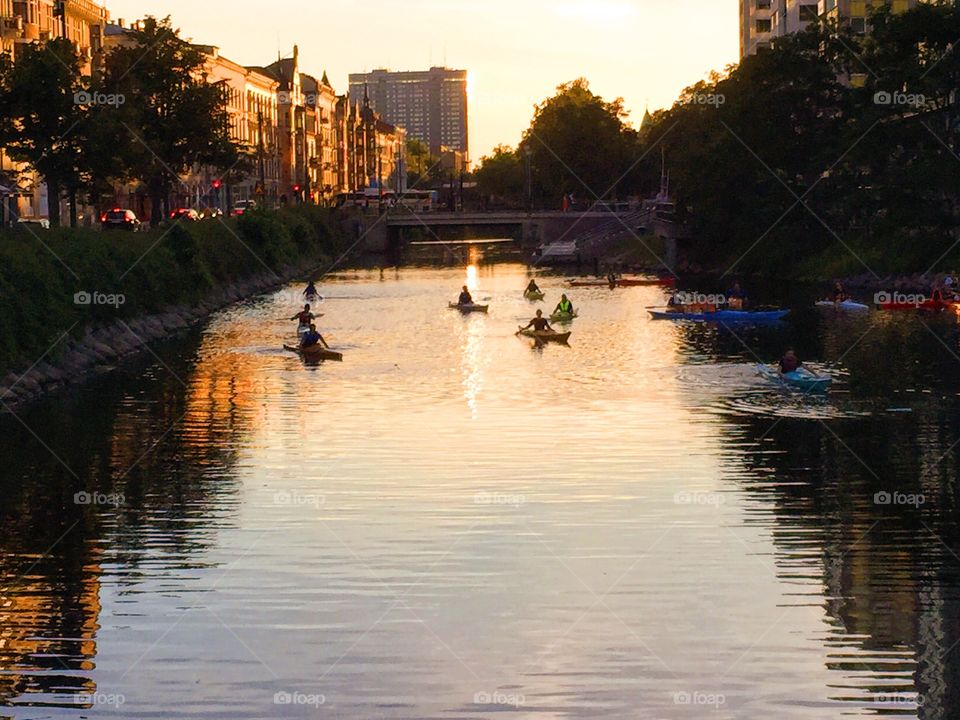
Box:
[2,262,960,719]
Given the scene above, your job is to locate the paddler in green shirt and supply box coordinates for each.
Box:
[554,294,575,316]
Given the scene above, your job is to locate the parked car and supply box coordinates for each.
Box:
[231,200,256,217]
[169,208,200,222]
[16,217,50,229]
[100,208,141,231]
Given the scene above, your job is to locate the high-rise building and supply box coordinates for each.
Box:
[348,67,468,161]
[740,0,820,58]
[740,0,920,59]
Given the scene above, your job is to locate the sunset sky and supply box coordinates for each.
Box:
[107,0,738,160]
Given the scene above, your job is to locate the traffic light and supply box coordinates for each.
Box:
[212,179,222,190]
[292,184,302,193]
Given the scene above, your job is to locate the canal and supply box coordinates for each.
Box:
[2,255,960,718]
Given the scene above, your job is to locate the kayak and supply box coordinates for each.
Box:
[518,329,571,343]
[878,299,959,312]
[568,276,674,288]
[757,364,832,392]
[816,300,869,312]
[283,344,344,362]
[550,310,578,322]
[523,290,545,301]
[449,302,489,313]
[617,276,676,287]
[649,309,789,322]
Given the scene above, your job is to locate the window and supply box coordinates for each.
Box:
[799,4,818,23]
[756,19,771,33]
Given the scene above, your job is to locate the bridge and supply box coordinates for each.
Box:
[355,210,639,252]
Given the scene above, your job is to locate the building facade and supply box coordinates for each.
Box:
[1,0,109,224]
[348,67,468,161]
[741,0,920,58]
[818,0,919,33]
[741,0,820,58]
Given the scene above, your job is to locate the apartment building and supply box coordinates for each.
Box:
[1,0,108,223]
[742,0,923,58]
[348,67,468,161]
[741,0,820,58]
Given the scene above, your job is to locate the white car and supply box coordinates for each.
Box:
[16,217,50,229]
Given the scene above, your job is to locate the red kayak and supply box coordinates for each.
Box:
[879,299,959,312]
[568,276,675,288]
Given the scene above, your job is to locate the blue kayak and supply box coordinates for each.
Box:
[757,364,833,392]
[649,309,789,323]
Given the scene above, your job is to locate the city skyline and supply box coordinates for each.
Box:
[105,0,738,160]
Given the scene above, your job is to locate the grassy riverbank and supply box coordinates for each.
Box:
[0,206,350,376]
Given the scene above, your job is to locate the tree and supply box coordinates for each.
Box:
[475,145,525,208]
[101,17,246,225]
[406,137,441,187]
[0,39,88,227]
[518,79,639,207]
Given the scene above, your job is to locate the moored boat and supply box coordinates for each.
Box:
[649,309,789,323]
[878,299,959,312]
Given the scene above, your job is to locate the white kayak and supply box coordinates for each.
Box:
[815,300,869,312]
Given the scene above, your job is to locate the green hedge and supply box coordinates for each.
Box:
[0,206,350,374]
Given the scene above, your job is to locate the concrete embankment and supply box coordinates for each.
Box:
[0,264,315,411]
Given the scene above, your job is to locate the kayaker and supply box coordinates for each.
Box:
[554,294,575,316]
[291,304,315,332]
[779,348,801,374]
[726,282,748,310]
[457,286,473,306]
[945,272,958,300]
[300,323,330,350]
[518,310,554,334]
[832,281,848,303]
[303,281,318,298]
[526,279,541,294]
